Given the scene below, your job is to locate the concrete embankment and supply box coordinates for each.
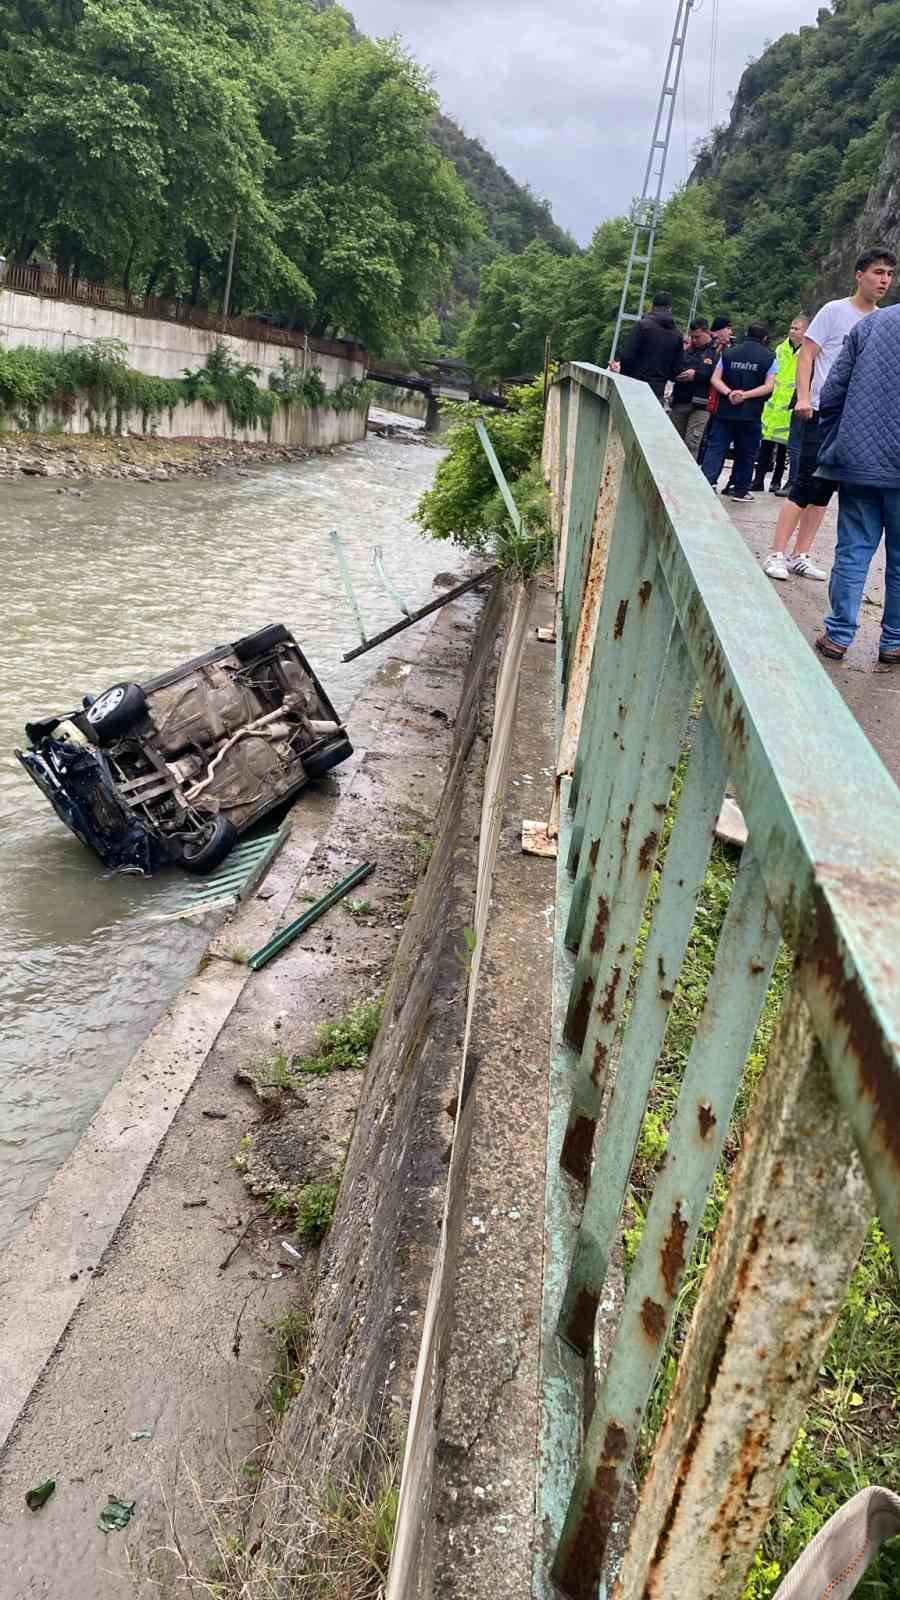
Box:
[0,285,368,446]
[0,568,507,1597]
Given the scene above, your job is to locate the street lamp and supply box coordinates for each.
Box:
[687,264,717,327]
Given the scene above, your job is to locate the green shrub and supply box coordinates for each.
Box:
[294,994,385,1076]
[416,376,550,576]
[0,336,360,435]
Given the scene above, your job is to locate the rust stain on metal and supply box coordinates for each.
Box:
[621,811,632,858]
[641,1297,667,1342]
[657,955,666,982]
[697,1102,716,1139]
[638,830,659,872]
[660,988,675,1004]
[564,1285,599,1354]
[660,1205,688,1297]
[561,1113,596,1183]
[806,881,900,1175]
[592,1039,609,1084]
[638,579,653,607]
[600,966,622,1024]
[588,837,600,869]
[749,961,765,976]
[613,598,629,640]
[590,895,610,955]
[564,976,595,1051]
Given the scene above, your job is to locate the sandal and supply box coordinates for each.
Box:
[815,634,846,661]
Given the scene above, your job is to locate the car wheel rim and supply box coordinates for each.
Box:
[87,685,125,723]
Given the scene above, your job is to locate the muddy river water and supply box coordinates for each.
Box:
[0,426,451,1251]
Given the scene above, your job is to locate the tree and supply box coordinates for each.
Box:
[266,35,479,347]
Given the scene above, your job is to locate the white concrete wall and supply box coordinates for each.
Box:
[5,392,367,446]
[0,288,368,445]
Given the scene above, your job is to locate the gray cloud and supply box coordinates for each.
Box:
[346,0,824,243]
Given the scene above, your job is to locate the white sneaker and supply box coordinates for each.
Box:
[788,554,827,580]
[763,552,790,581]
[730,491,754,502]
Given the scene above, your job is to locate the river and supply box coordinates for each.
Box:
[0,425,452,1252]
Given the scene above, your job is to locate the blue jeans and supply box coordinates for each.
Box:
[702,416,762,496]
[824,484,900,650]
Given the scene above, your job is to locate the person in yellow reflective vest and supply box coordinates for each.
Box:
[752,314,809,492]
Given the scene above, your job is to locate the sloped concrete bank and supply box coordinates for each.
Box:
[0,571,505,1598]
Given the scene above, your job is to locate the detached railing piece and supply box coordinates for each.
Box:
[538,363,900,1600]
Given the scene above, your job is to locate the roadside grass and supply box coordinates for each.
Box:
[622,826,900,1600]
[179,1429,399,1600]
[249,994,385,1099]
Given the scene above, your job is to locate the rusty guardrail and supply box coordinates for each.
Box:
[0,261,364,363]
[538,362,900,1600]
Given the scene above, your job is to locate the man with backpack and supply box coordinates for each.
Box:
[701,323,778,501]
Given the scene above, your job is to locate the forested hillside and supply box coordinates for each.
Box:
[691,0,900,329]
[0,0,480,353]
[461,0,900,379]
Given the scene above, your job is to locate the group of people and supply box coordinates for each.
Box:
[613,245,899,666]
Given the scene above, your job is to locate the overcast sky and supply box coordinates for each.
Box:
[346,0,825,244]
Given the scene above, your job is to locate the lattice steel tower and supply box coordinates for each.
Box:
[609,0,696,362]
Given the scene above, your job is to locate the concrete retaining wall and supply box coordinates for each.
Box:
[0,287,369,444]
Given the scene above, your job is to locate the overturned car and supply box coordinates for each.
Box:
[16,624,352,875]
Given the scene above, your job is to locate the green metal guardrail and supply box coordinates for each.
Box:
[538,363,900,1600]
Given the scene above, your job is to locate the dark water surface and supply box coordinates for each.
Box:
[0,428,450,1250]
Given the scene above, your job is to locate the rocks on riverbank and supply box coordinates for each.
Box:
[0,432,334,483]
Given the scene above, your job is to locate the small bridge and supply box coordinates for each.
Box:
[365,355,507,428]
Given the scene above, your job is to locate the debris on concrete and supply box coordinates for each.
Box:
[25,1480,55,1510]
[97,1496,136,1533]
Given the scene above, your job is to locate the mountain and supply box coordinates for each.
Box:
[427,114,576,349]
[691,0,900,328]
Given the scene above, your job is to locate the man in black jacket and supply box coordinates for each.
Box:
[701,322,778,502]
[669,318,717,457]
[615,292,685,401]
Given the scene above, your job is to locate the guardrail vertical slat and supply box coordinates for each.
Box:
[611,988,873,1600]
[557,708,728,1348]
[560,609,696,1183]
[559,388,609,688]
[563,477,656,894]
[552,848,780,1600]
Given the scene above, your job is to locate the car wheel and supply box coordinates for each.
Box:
[233,624,290,661]
[178,815,238,874]
[301,735,353,781]
[84,682,147,744]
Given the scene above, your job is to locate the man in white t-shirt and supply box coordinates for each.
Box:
[761,247,896,582]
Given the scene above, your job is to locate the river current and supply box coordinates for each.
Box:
[0,425,450,1251]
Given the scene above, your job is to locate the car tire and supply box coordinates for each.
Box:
[301,735,353,781]
[233,624,290,661]
[84,682,147,744]
[178,815,238,874]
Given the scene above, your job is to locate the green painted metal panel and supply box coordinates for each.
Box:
[559,386,609,686]
[560,589,695,1184]
[552,847,780,1599]
[558,361,900,1255]
[557,709,728,1348]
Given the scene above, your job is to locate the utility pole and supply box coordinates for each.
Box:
[609,0,696,363]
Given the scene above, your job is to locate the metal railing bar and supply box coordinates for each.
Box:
[560,613,695,1185]
[559,389,610,688]
[552,846,781,1599]
[609,990,873,1600]
[557,708,728,1350]
[564,485,658,899]
[562,362,900,1258]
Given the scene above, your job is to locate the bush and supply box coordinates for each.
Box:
[0,336,362,435]
[415,376,551,576]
